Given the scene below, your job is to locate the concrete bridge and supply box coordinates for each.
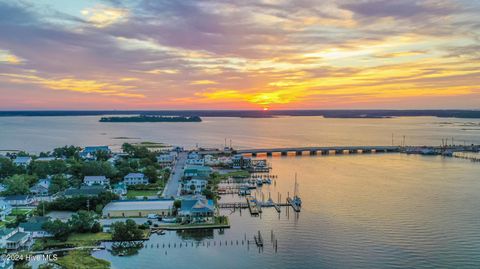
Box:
[234,146,401,157]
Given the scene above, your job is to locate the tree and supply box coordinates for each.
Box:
[3,175,32,195]
[43,219,71,241]
[53,145,81,159]
[173,199,181,209]
[70,210,98,233]
[49,174,68,194]
[95,150,110,161]
[111,220,143,241]
[0,158,17,178]
[143,166,158,183]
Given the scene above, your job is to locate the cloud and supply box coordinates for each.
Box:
[0,72,144,98]
[81,5,128,28]
[0,49,23,64]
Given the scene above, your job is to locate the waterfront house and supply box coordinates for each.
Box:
[182,177,208,195]
[80,146,111,160]
[13,156,32,167]
[178,195,214,223]
[84,175,110,186]
[0,200,12,221]
[4,195,34,206]
[124,173,149,186]
[29,178,51,196]
[183,165,212,178]
[0,184,6,193]
[63,186,106,198]
[0,228,31,251]
[102,200,174,218]
[19,216,52,238]
[232,155,252,169]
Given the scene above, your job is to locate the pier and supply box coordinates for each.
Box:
[235,146,400,157]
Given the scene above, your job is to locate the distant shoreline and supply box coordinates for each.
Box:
[0,110,480,119]
[99,115,202,123]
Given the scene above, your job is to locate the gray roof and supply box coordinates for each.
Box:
[4,195,31,201]
[103,200,174,212]
[84,176,108,181]
[124,173,145,178]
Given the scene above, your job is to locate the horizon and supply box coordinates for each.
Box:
[1,1,480,110]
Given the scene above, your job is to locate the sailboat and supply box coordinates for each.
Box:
[292,173,302,207]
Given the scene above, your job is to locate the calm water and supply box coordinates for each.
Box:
[1,116,480,268]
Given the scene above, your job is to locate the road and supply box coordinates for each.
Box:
[162,152,187,198]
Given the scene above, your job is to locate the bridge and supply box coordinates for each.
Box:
[234,146,401,157]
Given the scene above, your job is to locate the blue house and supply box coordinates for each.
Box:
[0,201,12,221]
[178,195,214,223]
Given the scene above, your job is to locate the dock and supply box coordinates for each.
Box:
[287,197,301,212]
[246,196,261,215]
[254,231,264,247]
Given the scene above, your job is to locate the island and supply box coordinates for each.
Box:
[99,115,202,122]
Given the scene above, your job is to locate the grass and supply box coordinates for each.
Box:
[56,250,110,269]
[126,190,159,199]
[10,208,32,216]
[33,232,112,251]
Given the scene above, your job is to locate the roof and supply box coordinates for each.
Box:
[124,173,145,178]
[4,195,31,201]
[84,176,108,181]
[7,231,28,242]
[19,216,50,232]
[180,197,214,213]
[0,228,14,236]
[103,200,174,212]
[13,157,31,163]
[83,146,110,153]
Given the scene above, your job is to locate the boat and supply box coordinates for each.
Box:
[256,178,263,186]
[264,178,272,184]
[162,217,177,223]
[239,187,251,196]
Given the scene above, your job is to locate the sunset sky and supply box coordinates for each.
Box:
[0,0,479,110]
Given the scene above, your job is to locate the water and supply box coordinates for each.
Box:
[1,116,480,268]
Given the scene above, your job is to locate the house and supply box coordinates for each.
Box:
[80,146,111,159]
[29,178,51,196]
[0,228,31,251]
[0,201,12,221]
[183,165,212,178]
[112,182,127,196]
[124,173,149,186]
[182,177,208,195]
[102,200,174,218]
[232,155,252,169]
[186,158,205,165]
[0,184,6,193]
[84,175,110,186]
[13,157,32,167]
[19,216,52,238]
[4,195,34,206]
[156,152,177,167]
[178,195,214,223]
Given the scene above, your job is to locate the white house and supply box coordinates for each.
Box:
[0,200,12,221]
[84,176,110,186]
[157,152,177,166]
[188,151,200,160]
[13,156,32,166]
[4,195,34,206]
[186,158,205,165]
[123,173,149,186]
[0,228,31,251]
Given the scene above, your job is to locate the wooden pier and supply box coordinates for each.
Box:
[246,196,261,215]
[254,231,264,247]
[287,197,301,212]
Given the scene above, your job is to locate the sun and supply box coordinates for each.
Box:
[263,107,269,111]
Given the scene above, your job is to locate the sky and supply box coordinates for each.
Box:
[0,0,479,110]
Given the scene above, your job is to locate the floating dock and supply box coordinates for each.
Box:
[246,196,261,215]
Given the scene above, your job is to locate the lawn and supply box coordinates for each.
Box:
[33,232,112,250]
[10,208,32,216]
[126,190,159,199]
[56,250,110,269]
